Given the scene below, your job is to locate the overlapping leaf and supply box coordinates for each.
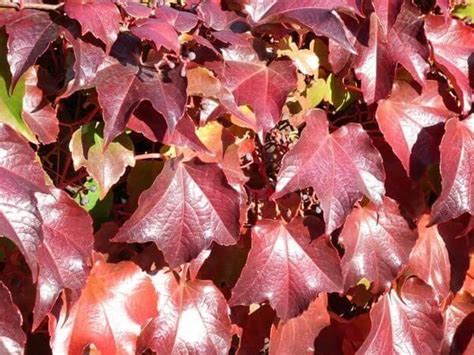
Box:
[50,259,157,355]
[273,109,385,233]
[0,281,25,355]
[113,158,240,267]
[431,116,474,224]
[139,271,233,354]
[230,219,342,320]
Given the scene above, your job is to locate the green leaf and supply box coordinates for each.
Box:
[324,74,354,112]
[305,78,327,108]
[452,0,473,23]
[0,35,36,143]
[74,179,113,226]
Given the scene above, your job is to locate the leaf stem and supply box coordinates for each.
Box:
[135,153,164,160]
[0,1,63,11]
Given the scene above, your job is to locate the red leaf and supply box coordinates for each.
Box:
[113,158,241,267]
[358,278,444,354]
[139,271,232,354]
[60,26,106,98]
[248,0,358,53]
[64,0,121,52]
[376,80,453,177]
[339,197,417,293]
[50,260,157,354]
[354,3,429,103]
[154,5,198,32]
[131,19,180,54]
[443,293,474,353]
[0,281,26,355]
[33,188,93,328]
[273,109,385,234]
[372,0,403,34]
[425,15,474,114]
[212,58,297,137]
[230,219,342,320]
[431,116,474,225]
[409,214,451,303]
[237,305,275,354]
[269,293,330,354]
[4,10,59,90]
[22,67,59,144]
[96,51,187,145]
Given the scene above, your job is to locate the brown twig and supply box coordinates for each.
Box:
[135,153,164,160]
[0,1,63,11]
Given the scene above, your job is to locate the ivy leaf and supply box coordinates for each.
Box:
[247,0,358,53]
[339,197,417,293]
[69,122,135,199]
[96,51,187,145]
[33,188,93,329]
[154,5,199,32]
[130,19,180,54]
[22,66,59,144]
[0,35,37,143]
[60,25,106,98]
[4,10,59,90]
[269,293,330,354]
[273,109,385,234]
[0,281,26,355]
[354,3,429,104]
[64,0,121,52]
[211,58,297,138]
[425,15,474,114]
[357,278,443,354]
[372,0,403,34]
[50,259,157,355]
[230,219,342,320]
[139,271,233,354]
[409,214,451,303]
[376,80,453,177]
[431,116,474,225]
[113,158,241,267]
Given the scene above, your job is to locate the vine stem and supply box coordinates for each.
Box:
[135,153,164,160]
[0,1,63,11]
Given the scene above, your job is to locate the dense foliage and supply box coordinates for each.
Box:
[0,0,473,354]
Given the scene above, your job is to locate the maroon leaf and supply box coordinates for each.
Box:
[0,281,26,355]
[96,56,187,145]
[372,0,403,34]
[230,219,342,320]
[139,271,232,354]
[269,293,330,354]
[376,80,453,177]
[273,109,385,233]
[60,26,106,98]
[431,116,473,225]
[130,19,180,54]
[64,0,121,52]
[4,10,59,90]
[154,5,198,32]
[357,278,443,354]
[425,15,474,114]
[354,3,429,104]
[211,58,297,138]
[22,66,59,144]
[237,305,276,354]
[409,214,451,303]
[339,197,417,293]
[113,158,240,267]
[33,188,93,329]
[50,259,157,354]
[248,0,359,53]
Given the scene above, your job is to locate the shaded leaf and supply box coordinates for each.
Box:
[130,19,180,54]
[273,109,385,233]
[0,281,25,355]
[230,219,342,320]
[113,158,240,267]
